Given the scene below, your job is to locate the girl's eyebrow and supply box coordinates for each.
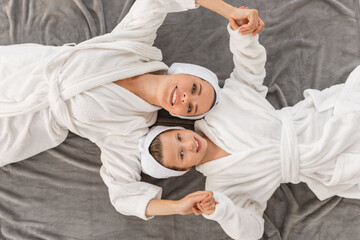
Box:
[173,132,185,163]
[174,133,180,162]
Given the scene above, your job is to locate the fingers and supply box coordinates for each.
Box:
[187,191,206,197]
[236,9,266,35]
[229,17,240,31]
[187,191,209,200]
[197,202,206,213]
[191,190,212,197]
[202,197,216,209]
[198,201,216,215]
[192,206,202,216]
[252,17,265,36]
[198,191,217,213]
[247,10,258,30]
[192,193,209,204]
[202,200,215,210]
[240,10,258,35]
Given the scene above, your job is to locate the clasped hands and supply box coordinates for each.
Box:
[230,6,265,35]
[176,191,218,216]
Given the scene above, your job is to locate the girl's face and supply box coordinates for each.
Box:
[159,129,208,171]
[160,74,215,117]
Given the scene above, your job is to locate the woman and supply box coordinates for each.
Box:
[141,17,360,239]
[0,0,263,220]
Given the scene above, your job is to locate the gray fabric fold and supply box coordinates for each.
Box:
[0,0,360,239]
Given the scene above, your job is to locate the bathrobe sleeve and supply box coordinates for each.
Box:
[97,133,163,220]
[110,0,198,44]
[226,24,268,97]
[202,191,265,240]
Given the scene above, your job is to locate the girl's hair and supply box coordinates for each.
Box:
[149,134,164,165]
[149,131,184,171]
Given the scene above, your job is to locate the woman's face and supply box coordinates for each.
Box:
[160,74,215,117]
[159,129,208,171]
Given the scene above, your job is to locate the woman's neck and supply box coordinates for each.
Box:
[114,74,163,106]
[200,136,230,164]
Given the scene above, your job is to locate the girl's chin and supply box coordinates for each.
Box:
[200,138,207,150]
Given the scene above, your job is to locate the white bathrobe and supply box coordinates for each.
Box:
[0,0,198,220]
[195,25,360,240]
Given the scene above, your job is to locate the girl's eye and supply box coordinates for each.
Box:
[180,151,184,159]
[177,134,181,141]
[187,104,192,113]
[192,83,196,93]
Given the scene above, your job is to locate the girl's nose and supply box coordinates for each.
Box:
[184,139,195,151]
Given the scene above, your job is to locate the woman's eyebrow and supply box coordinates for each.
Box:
[195,104,198,114]
[198,84,202,95]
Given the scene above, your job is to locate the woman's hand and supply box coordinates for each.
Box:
[175,191,212,215]
[192,191,219,216]
[195,1,264,35]
[230,7,265,36]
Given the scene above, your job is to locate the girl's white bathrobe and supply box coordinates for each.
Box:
[195,25,360,239]
[0,0,198,219]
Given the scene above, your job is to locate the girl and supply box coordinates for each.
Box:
[141,16,360,239]
[0,0,263,220]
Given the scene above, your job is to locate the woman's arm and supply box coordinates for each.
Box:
[196,0,233,19]
[196,1,264,35]
[111,0,263,43]
[110,0,198,44]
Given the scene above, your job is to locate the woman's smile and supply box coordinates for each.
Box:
[161,74,215,116]
[170,86,178,106]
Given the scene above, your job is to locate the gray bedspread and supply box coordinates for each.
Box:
[0,0,360,239]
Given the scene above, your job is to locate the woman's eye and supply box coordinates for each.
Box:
[192,83,196,93]
[177,134,181,141]
[187,104,192,113]
[180,151,184,159]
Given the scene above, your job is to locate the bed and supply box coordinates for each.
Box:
[0,0,359,239]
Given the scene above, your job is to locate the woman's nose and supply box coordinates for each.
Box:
[181,92,189,103]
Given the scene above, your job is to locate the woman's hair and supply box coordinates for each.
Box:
[149,134,164,165]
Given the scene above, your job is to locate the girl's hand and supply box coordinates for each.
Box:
[175,191,210,215]
[192,191,219,215]
[230,7,265,36]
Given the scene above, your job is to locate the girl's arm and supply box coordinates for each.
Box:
[145,191,211,217]
[225,15,268,97]
[203,191,265,240]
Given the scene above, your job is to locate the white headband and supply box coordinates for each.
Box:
[167,63,220,120]
[140,126,189,179]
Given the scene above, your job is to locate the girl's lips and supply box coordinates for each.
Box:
[195,137,201,152]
